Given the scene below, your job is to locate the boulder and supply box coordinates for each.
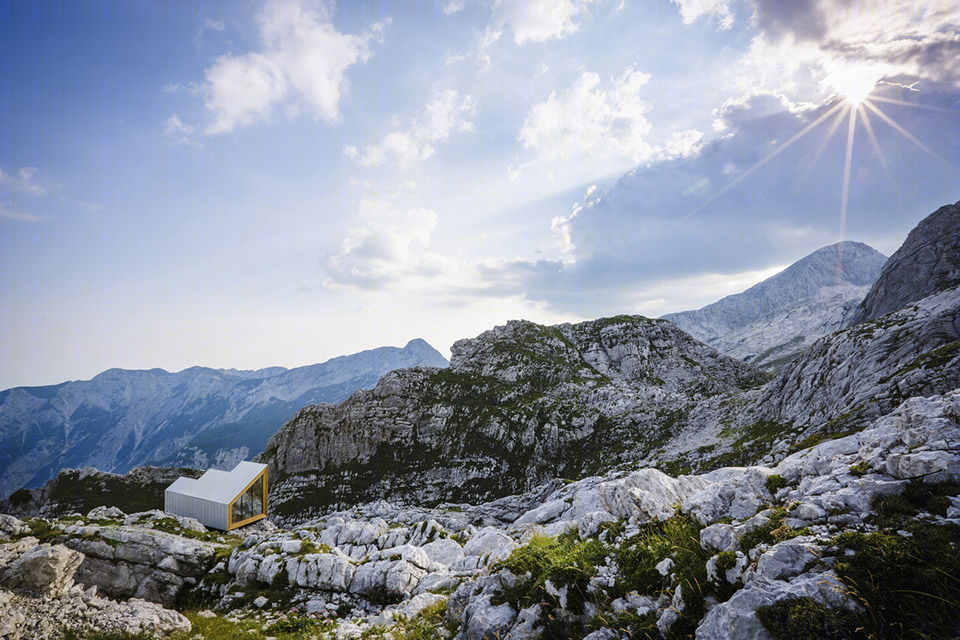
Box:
[456,594,517,640]
[598,469,709,523]
[462,528,518,563]
[755,539,821,581]
[695,571,855,640]
[1,543,84,596]
[422,538,464,568]
[683,468,772,525]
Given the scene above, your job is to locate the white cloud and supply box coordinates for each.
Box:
[550,184,601,255]
[496,0,583,44]
[518,67,654,166]
[662,129,704,158]
[162,81,203,96]
[0,202,48,222]
[203,0,383,134]
[203,18,225,31]
[163,114,194,136]
[0,166,46,196]
[347,89,476,169]
[162,115,203,148]
[671,0,733,29]
[443,0,468,14]
[728,0,960,106]
[322,200,452,289]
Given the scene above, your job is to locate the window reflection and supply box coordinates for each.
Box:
[232,476,264,524]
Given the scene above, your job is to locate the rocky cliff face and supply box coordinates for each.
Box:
[2,389,956,640]
[0,466,203,519]
[0,339,448,499]
[663,241,887,371]
[260,316,768,520]
[849,200,960,325]
[262,283,960,520]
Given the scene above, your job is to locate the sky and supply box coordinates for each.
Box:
[1,0,958,389]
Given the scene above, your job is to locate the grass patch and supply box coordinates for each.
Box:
[612,514,710,638]
[757,597,864,640]
[492,532,608,615]
[589,609,660,639]
[849,461,871,477]
[738,507,809,553]
[872,480,960,525]
[833,520,960,640]
[790,426,861,454]
[766,474,789,495]
[61,631,153,640]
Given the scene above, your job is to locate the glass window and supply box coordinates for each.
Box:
[231,475,264,524]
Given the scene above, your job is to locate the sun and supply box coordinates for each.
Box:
[824,65,878,106]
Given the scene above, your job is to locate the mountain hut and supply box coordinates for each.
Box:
[164,461,267,531]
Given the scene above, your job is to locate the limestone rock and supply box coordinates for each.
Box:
[0,543,83,596]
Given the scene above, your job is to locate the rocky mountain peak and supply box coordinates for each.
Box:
[662,240,887,371]
[850,199,960,325]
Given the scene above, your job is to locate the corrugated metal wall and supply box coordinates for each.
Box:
[164,489,228,531]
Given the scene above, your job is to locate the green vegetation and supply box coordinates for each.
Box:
[60,631,153,640]
[892,340,960,378]
[737,507,809,553]
[848,460,871,477]
[298,539,333,555]
[492,532,607,614]
[833,521,960,639]
[264,612,336,636]
[41,467,204,518]
[765,474,789,495]
[173,610,335,640]
[705,419,796,469]
[357,601,454,640]
[790,424,862,454]
[872,480,960,524]
[24,518,66,544]
[757,597,863,640]
[590,609,660,639]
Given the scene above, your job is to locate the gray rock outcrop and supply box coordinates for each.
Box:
[850,200,960,325]
[664,241,887,370]
[0,536,190,639]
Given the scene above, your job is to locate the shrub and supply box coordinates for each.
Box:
[766,474,789,495]
[492,532,608,615]
[833,521,960,639]
[757,597,864,639]
[612,514,709,638]
[738,507,808,553]
[848,461,870,477]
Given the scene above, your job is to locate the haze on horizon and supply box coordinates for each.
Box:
[2,0,958,389]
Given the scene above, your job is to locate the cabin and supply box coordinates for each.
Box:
[164,461,268,531]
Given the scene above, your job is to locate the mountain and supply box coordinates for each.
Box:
[849,199,960,325]
[2,388,956,639]
[1,202,958,640]
[258,203,960,522]
[0,339,448,499]
[662,241,887,370]
[259,316,769,521]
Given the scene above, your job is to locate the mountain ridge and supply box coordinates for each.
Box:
[850,199,960,325]
[0,339,449,499]
[662,240,887,370]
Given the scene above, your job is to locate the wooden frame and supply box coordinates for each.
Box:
[227,467,268,530]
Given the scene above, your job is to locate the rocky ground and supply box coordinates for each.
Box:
[1,389,957,639]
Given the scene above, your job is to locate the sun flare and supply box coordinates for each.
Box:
[824,66,878,106]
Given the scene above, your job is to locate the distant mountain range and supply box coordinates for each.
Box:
[0,339,448,498]
[662,241,888,370]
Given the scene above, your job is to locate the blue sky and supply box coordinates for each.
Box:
[2,0,958,388]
